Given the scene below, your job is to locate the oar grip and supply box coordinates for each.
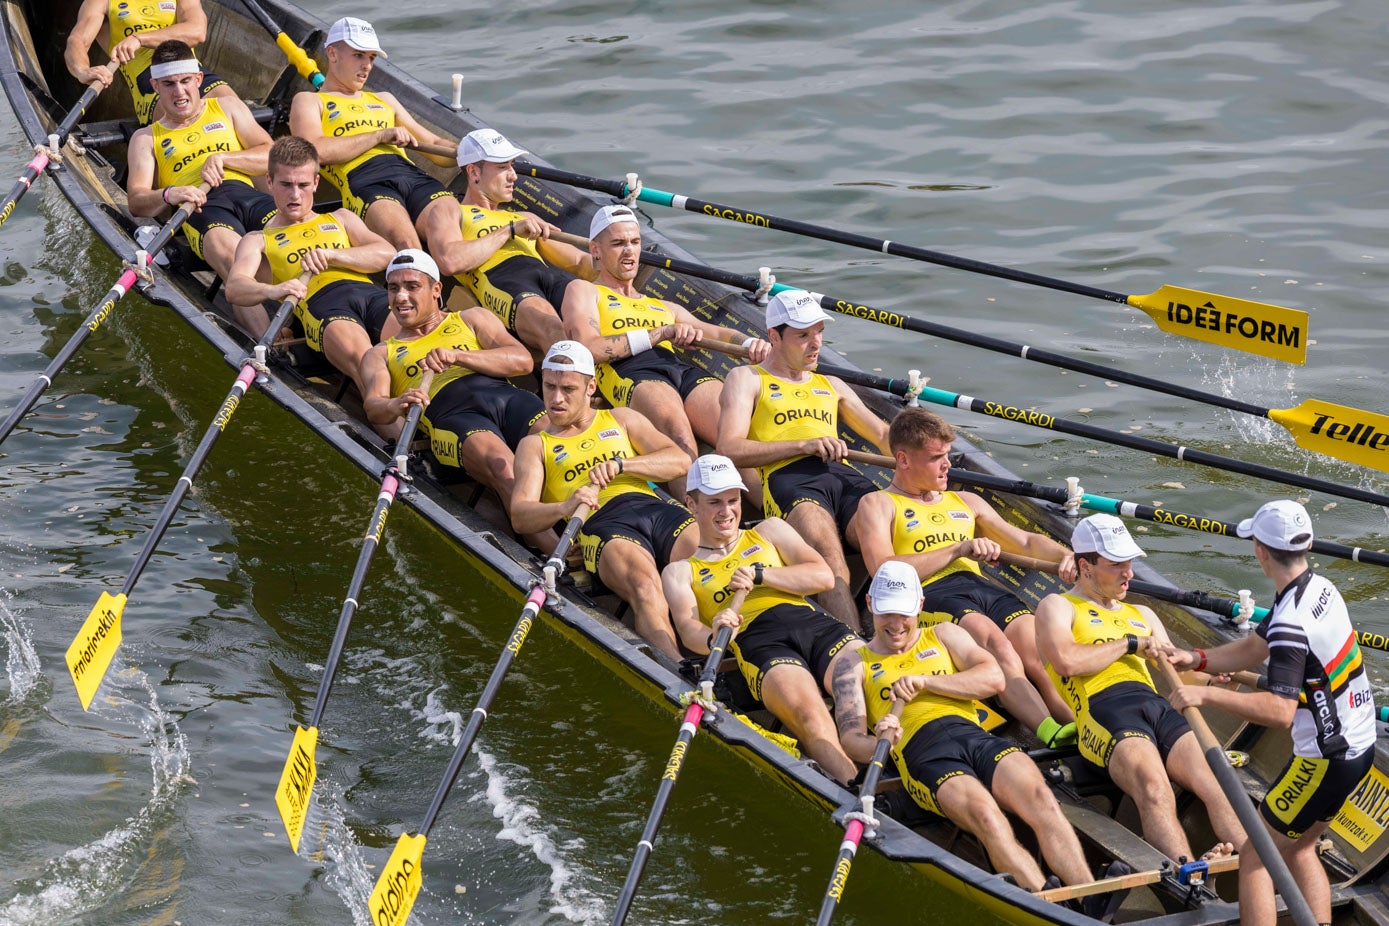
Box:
[416,141,458,160]
[846,449,894,469]
[274,32,321,83]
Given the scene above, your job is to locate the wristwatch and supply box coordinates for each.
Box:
[753,563,764,586]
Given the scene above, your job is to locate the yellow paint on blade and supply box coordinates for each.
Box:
[66,591,125,710]
[1130,286,1309,365]
[276,725,319,853]
[370,833,426,926]
[1331,764,1389,853]
[1270,399,1389,472]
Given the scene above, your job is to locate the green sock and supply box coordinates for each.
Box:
[1036,717,1077,746]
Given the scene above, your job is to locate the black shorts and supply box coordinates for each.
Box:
[763,456,875,535]
[579,492,693,574]
[1261,750,1375,839]
[336,153,452,220]
[898,716,1022,816]
[424,376,544,467]
[472,254,574,331]
[132,70,228,125]
[1079,682,1191,768]
[183,180,276,260]
[596,345,719,408]
[921,571,1032,631]
[729,602,860,700]
[298,279,391,353]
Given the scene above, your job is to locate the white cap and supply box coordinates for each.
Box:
[542,340,596,378]
[326,17,387,57]
[589,204,640,241]
[386,248,439,282]
[456,129,528,167]
[765,289,829,329]
[686,454,748,494]
[1072,514,1146,562]
[1237,500,1314,551]
[868,561,924,617]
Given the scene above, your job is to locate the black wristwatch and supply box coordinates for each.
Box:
[1124,634,1139,655]
[753,563,764,586]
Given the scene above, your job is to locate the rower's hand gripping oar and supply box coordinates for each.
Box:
[0,61,119,230]
[275,371,435,852]
[1151,657,1319,926]
[523,163,1309,364]
[367,504,593,926]
[65,273,308,710]
[814,699,906,926]
[608,588,748,926]
[238,0,325,88]
[0,183,210,448]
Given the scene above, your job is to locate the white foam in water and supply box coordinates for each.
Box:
[316,783,380,926]
[0,596,41,702]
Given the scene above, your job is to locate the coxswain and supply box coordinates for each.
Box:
[225,136,395,400]
[65,0,234,124]
[287,18,466,263]
[1163,501,1375,926]
[510,340,695,658]
[853,407,1077,745]
[125,40,276,333]
[716,288,888,625]
[561,205,771,487]
[1035,514,1245,864]
[359,248,553,550]
[664,454,864,784]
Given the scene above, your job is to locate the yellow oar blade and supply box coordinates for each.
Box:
[275,725,319,853]
[1270,399,1389,472]
[1129,285,1309,365]
[66,591,125,710]
[369,833,427,926]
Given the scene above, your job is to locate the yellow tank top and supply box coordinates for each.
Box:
[594,285,674,336]
[746,367,839,476]
[1046,593,1156,713]
[686,528,806,627]
[262,214,370,302]
[152,98,254,190]
[384,312,481,398]
[109,0,177,123]
[317,91,406,190]
[538,409,658,506]
[459,203,541,275]
[862,627,978,744]
[888,490,982,586]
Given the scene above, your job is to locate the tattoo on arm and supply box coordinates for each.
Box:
[831,657,866,738]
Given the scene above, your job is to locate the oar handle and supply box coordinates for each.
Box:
[543,503,593,579]
[394,370,434,473]
[846,449,893,469]
[859,699,906,799]
[677,337,753,361]
[415,141,457,160]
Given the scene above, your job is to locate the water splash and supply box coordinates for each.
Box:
[0,595,41,703]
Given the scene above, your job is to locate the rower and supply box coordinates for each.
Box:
[225,136,396,400]
[359,248,553,550]
[287,17,465,263]
[1034,514,1246,865]
[64,0,234,125]
[560,204,771,486]
[1164,501,1376,926]
[716,288,888,625]
[125,40,275,333]
[831,561,1110,902]
[510,340,695,658]
[664,453,864,785]
[853,407,1078,746]
[447,129,593,353]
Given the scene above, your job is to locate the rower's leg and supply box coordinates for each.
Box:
[363,199,423,252]
[199,227,272,334]
[758,662,857,785]
[957,611,1050,733]
[991,752,1091,886]
[1106,735,1194,862]
[513,296,565,355]
[1165,731,1247,850]
[1239,822,1328,926]
[459,431,557,553]
[595,538,680,659]
[935,774,1047,891]
[416,196,465,271]
[628,380,698,493]
[1004,613,1073,723]
[682,379,722,447]
[322,317,391,409]
[784,503,857,626]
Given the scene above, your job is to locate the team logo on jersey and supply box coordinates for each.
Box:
[949,510,970,520]
[159,136,173,150]
[870,662,883,671]
[741,545,763,558]
[769,382,780,391]
[274,232,288,242]
[917,647,940,661]
[394,345,409,360]
[183,131,201,145]
[811,388,833,397]
[317,223,338,233]
[905,520,919,530]
[697,567,714,584]
[328,110,342,120]
[1087,609,1099,617]
[597,428,621,440]
[1089,618,1103,624]
[117,9,130,17]
[1128,620,1148,631]
[794,389,808,399]
[904,508,916,518]
[203,121,227,132]
[551,443,564,453]
[580,439,595,450]
[365,103,386,110]
[158,1,176,10]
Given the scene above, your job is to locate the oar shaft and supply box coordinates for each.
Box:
[239,0,325,88]
[1152,659,1318,926]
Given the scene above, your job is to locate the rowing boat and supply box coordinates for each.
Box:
[3,0,1388,922]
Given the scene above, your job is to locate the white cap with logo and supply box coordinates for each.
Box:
[1237,499,1314,551]
[868,561,924,617]
[686,454,748,494]
[326,17,387,57]
[589,204,640,241]
[542,340,596,378]
[386,248,439,282]
[456,129,528,167]
[1072,514,1146,562]
[765,289,830,329]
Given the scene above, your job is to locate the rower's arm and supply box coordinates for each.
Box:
[510,434,585,534]
[288,92,393,167]
[855,488,978,583]
[124,129,165,218]
[755,517,836,596]
[917,623,1005,701]
[452,308,534,378]
[536,237,594,279]
[63,0,108,82]
[972,493,1074,572]
[830,652,879,764]
[440,215,512,276]
[825,374,890,454]
[360,345,410,426]
[142,0,208,49]
[613,406,692,483]
[715,365,814,467]
[561,279,656,363]
[1036,593,1134,678]
[217,96,273,177]
[326,210,394,273]
[663,562,712,654]
[377,91,456,168]
[225,232,296,305]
